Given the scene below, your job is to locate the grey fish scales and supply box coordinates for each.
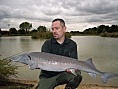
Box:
[9,52,118,84]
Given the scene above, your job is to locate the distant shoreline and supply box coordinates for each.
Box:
[0,32,118,38]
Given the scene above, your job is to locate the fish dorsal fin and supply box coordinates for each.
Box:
[85,58,97,69]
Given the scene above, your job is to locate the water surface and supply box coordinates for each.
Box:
[0,36,118,86]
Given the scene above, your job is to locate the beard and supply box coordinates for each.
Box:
[53,33,59,39]
[53,33,65,40]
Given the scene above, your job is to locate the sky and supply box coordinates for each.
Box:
[0,0,118,32]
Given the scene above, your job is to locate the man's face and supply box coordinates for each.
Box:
[51,21,66,39]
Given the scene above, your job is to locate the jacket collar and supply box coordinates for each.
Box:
[52,37,69,44]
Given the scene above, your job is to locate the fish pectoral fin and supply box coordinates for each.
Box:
[29,63,38,70]
[66,69,77,76]
[88,73,96,79]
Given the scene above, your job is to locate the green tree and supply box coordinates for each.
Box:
[0,59,18,79]
[30,29,37,33]
[97,25,106,33]
[18,29,26,34]
[110,25,118,32]
[104,25,109,32]
[19,22,32,34]
[37,26,47,32]
[0,28,1,32]
[0,28,1,36]
[9,28,17,34]
[84,27,98,34]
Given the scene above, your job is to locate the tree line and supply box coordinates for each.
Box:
[83,25,118,34]
[0,21,71,38]
[83,25,118,37]
[0,22,118,38]
[0,22,48,36]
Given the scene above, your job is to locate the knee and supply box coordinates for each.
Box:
[68,74,82,88]
[75,74,82,84]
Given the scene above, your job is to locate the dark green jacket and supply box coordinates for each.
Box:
[40,37,78,78]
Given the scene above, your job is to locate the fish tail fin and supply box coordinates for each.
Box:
[101,72,118,84]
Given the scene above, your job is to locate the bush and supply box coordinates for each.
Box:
[0,59,18,79]
[31,32,71,39]
[101,32,118,38]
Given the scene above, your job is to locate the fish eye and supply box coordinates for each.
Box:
[28,55,31,60]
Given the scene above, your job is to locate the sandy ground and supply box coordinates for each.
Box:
[9,79,118,89]
[55,84,118,89]
[33,82,118,89]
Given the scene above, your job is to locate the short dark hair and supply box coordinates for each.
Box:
[52,18,65,27]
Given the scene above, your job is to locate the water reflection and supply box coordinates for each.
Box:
[0,36,118,86]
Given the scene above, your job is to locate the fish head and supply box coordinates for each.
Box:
[9,53,31,64]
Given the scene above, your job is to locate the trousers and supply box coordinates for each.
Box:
[35,71,82,89]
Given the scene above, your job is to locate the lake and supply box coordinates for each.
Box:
[0,36,118,86]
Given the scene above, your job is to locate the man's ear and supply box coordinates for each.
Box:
[63,26,66,32]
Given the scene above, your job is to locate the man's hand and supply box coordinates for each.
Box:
[66,69,79,76]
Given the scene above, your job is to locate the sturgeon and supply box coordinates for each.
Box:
[9,52,118,84]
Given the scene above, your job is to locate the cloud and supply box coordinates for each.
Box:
[0,0,118,31]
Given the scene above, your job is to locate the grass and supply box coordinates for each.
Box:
[0,79,34,89]
[55,84,118,89]
[101,32,118,38]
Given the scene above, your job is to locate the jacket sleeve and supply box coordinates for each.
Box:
[69,42,78,60]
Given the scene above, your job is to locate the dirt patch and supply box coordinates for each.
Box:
[0,79,34,89]
[0,79,118,89]
[56,84,118,89]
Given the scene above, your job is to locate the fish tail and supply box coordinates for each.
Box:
[101,72,118,84]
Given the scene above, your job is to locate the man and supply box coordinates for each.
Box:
[36,18,82,89]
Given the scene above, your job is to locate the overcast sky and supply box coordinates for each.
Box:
[0,0,118,32]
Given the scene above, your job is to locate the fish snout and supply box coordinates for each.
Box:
[9,56,21,62]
